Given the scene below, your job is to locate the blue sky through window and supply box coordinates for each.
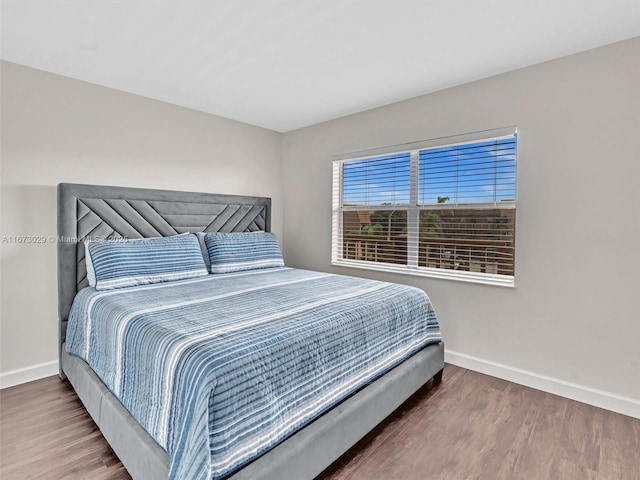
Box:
[342,152,411,205]
[419,137,516,205]
[341,137,516,207]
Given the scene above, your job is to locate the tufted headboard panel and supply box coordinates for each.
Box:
[57,183,271,348]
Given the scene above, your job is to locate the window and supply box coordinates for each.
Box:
[332,127,517,287]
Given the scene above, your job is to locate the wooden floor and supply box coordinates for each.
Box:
[1,365,639,480]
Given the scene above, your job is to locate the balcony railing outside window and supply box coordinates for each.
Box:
[342,208,514,276]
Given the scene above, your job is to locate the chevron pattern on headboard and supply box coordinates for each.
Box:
[74,197,267,288]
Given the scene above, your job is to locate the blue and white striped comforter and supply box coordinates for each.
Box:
[66,267,441,480]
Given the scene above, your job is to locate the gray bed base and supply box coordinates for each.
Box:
[57,183,445,480]
[62,342,444,480]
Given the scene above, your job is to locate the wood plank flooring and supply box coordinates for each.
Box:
[1,364,638,479]
[0,374,129,480]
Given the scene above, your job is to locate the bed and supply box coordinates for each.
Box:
[57,183,444,480]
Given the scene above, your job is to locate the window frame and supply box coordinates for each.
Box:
[332,127,517,288]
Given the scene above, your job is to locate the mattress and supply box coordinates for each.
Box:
[66,267,441,480]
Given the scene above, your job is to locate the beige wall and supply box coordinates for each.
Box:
[281,38,640,404]
[0,61,283,374]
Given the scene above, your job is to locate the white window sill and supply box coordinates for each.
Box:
[332,259,515,288]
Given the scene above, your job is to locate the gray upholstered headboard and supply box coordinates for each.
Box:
[57,183,271,348]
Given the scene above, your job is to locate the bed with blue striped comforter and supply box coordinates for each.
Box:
[66,267,441,480]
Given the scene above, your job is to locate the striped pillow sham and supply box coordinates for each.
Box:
[86,233,209,290]
[204,231,285,274]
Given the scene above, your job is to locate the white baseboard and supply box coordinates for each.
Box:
[0,360,59,389]
[445,349,640,420]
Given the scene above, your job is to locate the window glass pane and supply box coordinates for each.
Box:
[343,153,411,206]
[418,137,516,205]
[419,208,515,275]
[342,210,407,265]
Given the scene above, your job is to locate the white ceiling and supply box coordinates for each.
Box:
[2,1,640,132]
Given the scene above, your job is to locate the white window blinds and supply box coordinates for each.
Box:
[332,128,518,287]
